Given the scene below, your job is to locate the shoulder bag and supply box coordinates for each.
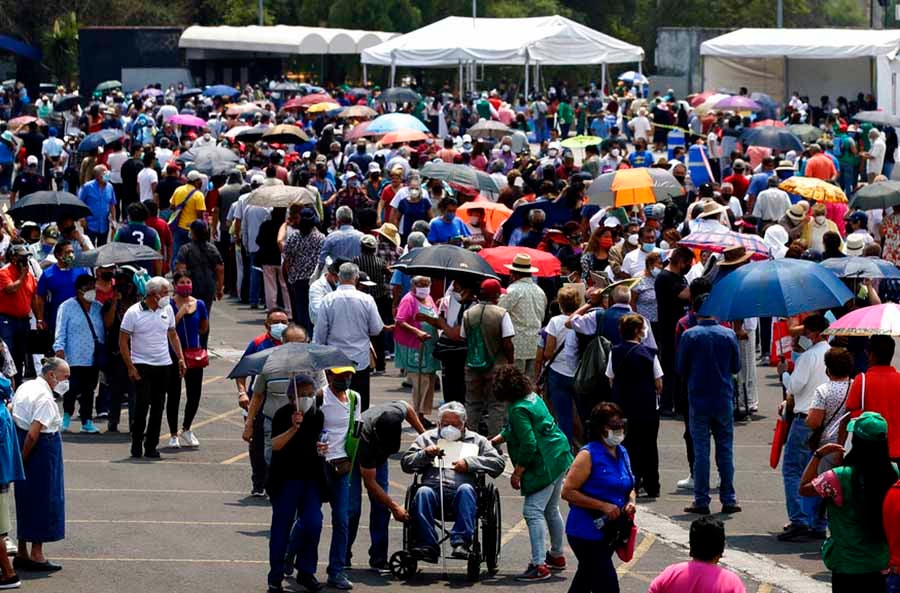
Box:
[79,303,109,368]
[181,307,209,369]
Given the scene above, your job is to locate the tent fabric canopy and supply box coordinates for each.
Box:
[700,28,900,59]
[0,35,41,61]
[361,15,644,66]
[179,25,399,55]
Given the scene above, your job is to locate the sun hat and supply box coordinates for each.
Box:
[503,253,539,274]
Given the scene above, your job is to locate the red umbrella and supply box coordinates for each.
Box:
[689,90,716,107]
[8,115,42,131]
[751,119,786,128]
[298,93,334,107]
[479,246,561,277]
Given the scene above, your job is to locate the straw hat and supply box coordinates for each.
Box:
[697,199,727,219]
[504,253,539,274]
[374,222,401,247]
[785,204,807,223]
[718,245,752,267]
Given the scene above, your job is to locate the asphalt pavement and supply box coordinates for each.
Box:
[9,297,827,593]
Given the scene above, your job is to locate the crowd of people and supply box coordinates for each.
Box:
[0,76,896,593]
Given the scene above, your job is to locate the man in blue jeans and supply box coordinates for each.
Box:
[347,401,425,570]
[676,294,742,516]
[779,314,830,541]
[401,402,504,561]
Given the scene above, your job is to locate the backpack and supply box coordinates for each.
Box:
[573,310,613,397]
[168,188,199,233]
[465,305,495,371]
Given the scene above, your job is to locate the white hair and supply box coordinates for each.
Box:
[145,276,171,296]
[338,262,359,283]
[336,206,354,224]
[40,356,69,377]
[438,401,467,424]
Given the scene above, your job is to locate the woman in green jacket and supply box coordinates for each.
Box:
[491,365,574,582]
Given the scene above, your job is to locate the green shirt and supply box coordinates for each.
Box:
[557,102,574,125]
[500,393,573,495]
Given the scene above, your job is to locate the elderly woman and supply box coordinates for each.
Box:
[266,375,325,593]
[394,275,441,428]
[562,401,636,593]
[491,365,573,582]
[631,251,661,336]
[11,357,69,573]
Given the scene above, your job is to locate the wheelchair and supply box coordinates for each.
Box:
[388,470,501,581]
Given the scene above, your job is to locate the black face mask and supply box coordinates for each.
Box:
[674,175,686,184]
[531,222,544,232]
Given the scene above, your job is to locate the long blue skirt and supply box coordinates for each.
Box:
[14,428,65,542]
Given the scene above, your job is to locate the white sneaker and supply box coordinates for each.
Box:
[167,436,180,449]
[676,476,694,491]
[181,430,199,447]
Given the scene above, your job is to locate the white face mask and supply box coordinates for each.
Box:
[158,295,171,308]
[414,286,431,299]
[611,149,620,158]
[548,149,558,157]
[82,289,96,303]
[627,233,639,246]
[603,429,625,447]
[296,396,315,413]
[651,268,661,277]
[440,425,462,442]
[270,322,288,341]
[814,215,826,225]
[501,145,511,153]
[54,378,69,396]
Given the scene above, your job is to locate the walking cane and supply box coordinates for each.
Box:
[437,450,448,579]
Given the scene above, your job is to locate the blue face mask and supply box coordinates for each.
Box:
[641,242,655,253]
[444,212,456,222]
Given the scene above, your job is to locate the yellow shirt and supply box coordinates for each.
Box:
[169,183,206,230]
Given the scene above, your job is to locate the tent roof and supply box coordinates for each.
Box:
[179,25,399,55]
[361,15,644,67]
[700,28,900,59]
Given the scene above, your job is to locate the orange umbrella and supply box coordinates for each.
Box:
[457,199,513,234]
[380,129,429,144]
[588,168,683,207]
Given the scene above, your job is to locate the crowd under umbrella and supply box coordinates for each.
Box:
[7,190,91,223]
[852,110,900,127]
[244,185,316,208]
[233,125,272,143]
[499,201,573,244]
[367,113,429,134]
[778,176,847,203]
[338,105,377,119]
[587,167,684,208]
[94,80,121,93]
[820,256,900,279]
[177,145,240,176]
[376,87,421,104]
[699,259,853,321]
[53,94,83,112]
[296,93,334,107]
[419,161,501,193]
[824,303,900,336]
[203,84,240,98]
[381,129,430,145]
[261,124,309,144]
[849,180,900,210]
[479,246,561,278]
[714,96,762,111]
[787,124,821,143]
[677,231,772,261]
[78,129,124,152]
[392,244,499,282]
[74,243,163,269]
[167,114,208,128]
[741,125,804,152]
[467,120,512,140]
[229,342,354,380]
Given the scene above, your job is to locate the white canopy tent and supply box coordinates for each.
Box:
[179,25,399,55]
[360,15,645,94]
[700,28,900,115]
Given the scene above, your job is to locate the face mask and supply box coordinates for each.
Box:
[348,179,360,189]
[61,254,75,268]
[176,285,192,297]
[81,289,96,302]
[270,322,287,341]
[641,242,655,253]
[54,379,69,396]
[408,189,422,202]
[651,268,661,277]
[814,215,826,225]
[570,235,583,244]
[627,233,639,246]
[548,149,558,157]
[331,378,352,393]
[501,145,511,153]
[414,287,430,298]
[611,149,620,158]
[440,425,462,442]
[469,216,480,226]
[443,212,456,222]
[102,172,111,182]
[798,335,813,351]
[158,295,171,308]
[674,175,686,184]
[603,429,625,447]
[99,271,114,281]
[296,396,315,413]
[599,237,614,249]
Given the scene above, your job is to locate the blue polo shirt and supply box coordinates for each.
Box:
[427,216,471,244]
[746,170,774,198]
[675,319,741,413]
[37,265,91,330]
[79,179,116,233]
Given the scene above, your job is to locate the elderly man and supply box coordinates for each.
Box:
[314,263,384,411]
[119,277,186,459]
[751,176,792,224]
[401,402,505,561]
[78,165,117,246]
[319,207,363,268]
[621,225,661,278]
[499,254,547,376]
[804,144,837,182]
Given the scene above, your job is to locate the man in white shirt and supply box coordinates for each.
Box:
[778,314,830,541]
[621,226,660,278]
[628,108,652,143]
[40,129,65,179]
[137,153,158,203]
[119,277,185,459]
[864,128,886,183]
[751,176,792,223]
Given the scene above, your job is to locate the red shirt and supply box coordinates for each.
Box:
[380,184,401,222]
[847,365,900,458]
[0,265,36,318]
[723,174,749,199]
[805,153,837,180]
[884,480,900,569]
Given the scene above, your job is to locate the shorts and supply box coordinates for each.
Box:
[0,488,11,536]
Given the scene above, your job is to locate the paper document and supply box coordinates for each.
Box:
[432,439,478,468]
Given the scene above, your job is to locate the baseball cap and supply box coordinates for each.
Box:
[368,162,381,174]
[732,159,746,170]
[42,225,60,244]
[847,211,868,225]
[26,155,38,166]
[480,278,503,299]
[360,234,377,248]
[847,411,888,442]
[315,154,327,165]
[7,245,29,257]
[186,170,203,181]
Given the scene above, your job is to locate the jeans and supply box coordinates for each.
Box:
[839,163,857,196]
[289,278,311,333]
[886,573,900,593]
[65,365,99,422]
[548,368,576,445]
[0,315,30,385]
[131,364,169,456]
[412,483,477,548]
[171,227,190,271]
[292,467,349,579]
[166,365,203,434]
[885,162,896,180]
[249,412,267,492]
[268,479,322,587]
[689,404,736,507]
[567,535,618,593]
[249,252,264,307]
[348,460,390,568]
[782,416,826,530]
[523,474,565,566]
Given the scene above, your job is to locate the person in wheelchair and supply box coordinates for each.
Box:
[400,402,505,562]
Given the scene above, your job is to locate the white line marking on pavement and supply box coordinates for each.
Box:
[636,505,829,593]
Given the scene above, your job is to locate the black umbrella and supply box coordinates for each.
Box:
[392,245,499,281]
[850,180,900,210]
[376,87,420,104]
[74,243,163,268]
[234,125,271,143]
[228,343,354,379]
[741,126,804,152]
[419,161,501,193]
[176,88,203,101]
[8,191,91,223]
[53,94,83,112]
[79,129,124,152]
[852,110,900,127]
[177,146,240,176]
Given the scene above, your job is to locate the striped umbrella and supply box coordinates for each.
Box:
[778,176,847,203]
[587,168,684,208]
[825,303,900,336]
[677,231,772,260]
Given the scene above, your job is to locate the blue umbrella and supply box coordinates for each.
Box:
[203,85,240,98]
[618,71,648,85]
[750,92,777,120]
[78,129,124,152]
[700,259,853,321]
[741,126,804,152]
[820,256,900,279]
[367,113,428,134]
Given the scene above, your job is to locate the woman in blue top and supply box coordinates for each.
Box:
[166,271,208,449]
[562,401,636,593]
[427,196,471,244]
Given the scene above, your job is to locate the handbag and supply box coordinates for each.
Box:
[328,457,353,476]
[181,311,209,369]
[79,302,108,368]
[616,523,639,562]
[432,303,469,364]
[807,382,850,451]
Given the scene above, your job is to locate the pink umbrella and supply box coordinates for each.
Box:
[824,303,900,336]
[168,114,208,128]
[345,120,374,141]
[714,96,763,112]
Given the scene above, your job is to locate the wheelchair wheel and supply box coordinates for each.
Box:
[481,483,501,575]
[466,542,482,582]
[389,551,417,580]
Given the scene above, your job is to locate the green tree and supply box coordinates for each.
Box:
[42,13,79,86]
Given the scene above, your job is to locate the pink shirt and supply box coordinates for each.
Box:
[649,561,746,593]
[825,201,848,235]
[394,291,437,350]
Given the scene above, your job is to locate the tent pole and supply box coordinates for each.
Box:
[601,63,607,95]
[524,56,530,101]
[390,61,396,88]
[458,60,463,97]
[362,63,368,86]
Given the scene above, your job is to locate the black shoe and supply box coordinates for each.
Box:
[267,585,284,593]
[130,450,142,459]
[412,546,439,563]
[808,529,827,540]
[295,572,323,592]
[777,524,810,541]
[683,504,711,515]
[0,572,21,589]
[144,450,161,459]
[13,557,61,572]
[721,504,742,514]
[659,408,676,418]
